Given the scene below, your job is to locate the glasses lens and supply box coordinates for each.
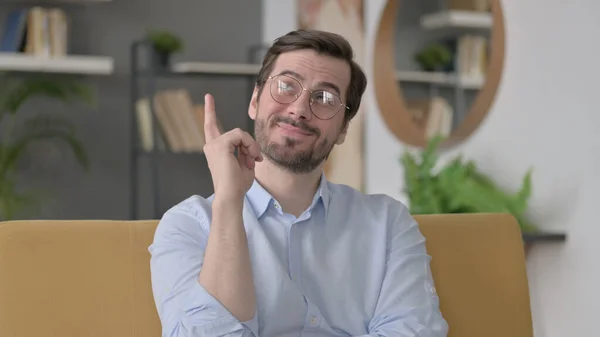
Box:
[310,90,341,119]
[270,75,301,104]
[269,74,343,120]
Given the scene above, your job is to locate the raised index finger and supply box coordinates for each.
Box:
[203,93,222,141]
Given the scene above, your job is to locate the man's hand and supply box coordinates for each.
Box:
[198,93,259,323]
[203,93,263,201]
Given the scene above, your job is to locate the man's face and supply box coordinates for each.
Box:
[248,49,351,174]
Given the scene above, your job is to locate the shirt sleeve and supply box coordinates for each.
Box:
[148,197,259,337]
[360,204,449,337]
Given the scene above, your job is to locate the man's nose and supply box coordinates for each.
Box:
[287,90,312,120]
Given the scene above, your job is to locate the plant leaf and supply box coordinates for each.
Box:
[1,114,90,176]
[0,175,41,220]
[0,76,95,115]
[400,135,538,232]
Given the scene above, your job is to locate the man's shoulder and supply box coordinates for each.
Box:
[154,194,214,237]
[157,193,255,230]
[326,181,410,218]
[326,181,418,241]
[326,180,409,209]
[166,194,213,219]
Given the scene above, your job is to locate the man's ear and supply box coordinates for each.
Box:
[335,120,350,145]
[248,86,260,120]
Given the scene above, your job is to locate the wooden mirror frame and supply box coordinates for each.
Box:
[373,0,506,149]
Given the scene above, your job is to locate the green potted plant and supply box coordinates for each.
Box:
[0,73,94,220]
[146,30,184,68]
[400,136,537,232]
[415,43,452,72]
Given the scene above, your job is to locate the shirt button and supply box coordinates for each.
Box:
[274,202,280,209]
[310,316,319,326]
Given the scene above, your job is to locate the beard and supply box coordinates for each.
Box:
[254,114,336,174]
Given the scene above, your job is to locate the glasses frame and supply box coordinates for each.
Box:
[268,74,350,120]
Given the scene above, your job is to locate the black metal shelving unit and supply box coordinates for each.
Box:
[128,40,265,220]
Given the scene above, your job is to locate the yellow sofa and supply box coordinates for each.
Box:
[0,213,533,337]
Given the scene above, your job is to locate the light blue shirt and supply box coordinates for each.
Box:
[149,173,448,337]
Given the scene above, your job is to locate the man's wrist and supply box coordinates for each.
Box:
[212,194,244,213]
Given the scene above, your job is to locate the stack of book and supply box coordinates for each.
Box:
[135,89,224,153]
[406,97,454,140]
[0,6,68,56]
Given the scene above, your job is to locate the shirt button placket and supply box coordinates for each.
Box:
[288,223,301,282]
[304,300,322,331]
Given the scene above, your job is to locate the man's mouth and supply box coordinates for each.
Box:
[277,122,313,136]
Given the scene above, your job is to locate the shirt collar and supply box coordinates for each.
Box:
[316,171,331,220]
[246,171,331,221]
[246,178,273,219]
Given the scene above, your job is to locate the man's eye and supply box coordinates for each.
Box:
[277,81,295,91]
[313,91,335,105]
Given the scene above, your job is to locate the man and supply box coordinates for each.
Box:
[149,29,448,337]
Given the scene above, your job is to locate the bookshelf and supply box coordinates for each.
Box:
[396,10,492,142]
[0,52,113,74]
[0,0,112,4]
[171,62,261,76]
[129,40,262,220]
[420,10,493,29]
[0,5,114,75]
[375,0,502,149]
[396,70,484,90]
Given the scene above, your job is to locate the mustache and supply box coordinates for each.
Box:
[271,116,320,136]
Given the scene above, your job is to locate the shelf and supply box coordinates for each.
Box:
[0,0,112,3]
[0,53,114,75]
[129,40,260,220]
[420,10,493,29]
[396,70,484,89]
[136,149,206,157]
[171,61,261,76]
[522,232,567,244]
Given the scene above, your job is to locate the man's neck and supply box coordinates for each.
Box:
[254,158,323,217]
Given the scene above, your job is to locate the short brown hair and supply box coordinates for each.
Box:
[256,29,367,124]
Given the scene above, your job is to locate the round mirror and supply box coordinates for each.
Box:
[374,0,505,149]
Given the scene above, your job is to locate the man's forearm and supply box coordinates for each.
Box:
[198,196,256,322]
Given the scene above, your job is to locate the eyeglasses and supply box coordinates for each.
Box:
[268,74,349,120]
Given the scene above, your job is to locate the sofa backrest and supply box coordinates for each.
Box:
[417,213,533,337]
[0,213,532,337]
[0,219,161,337]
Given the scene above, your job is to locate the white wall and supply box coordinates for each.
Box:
[262,1,600,336]
[261,0,297,44]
